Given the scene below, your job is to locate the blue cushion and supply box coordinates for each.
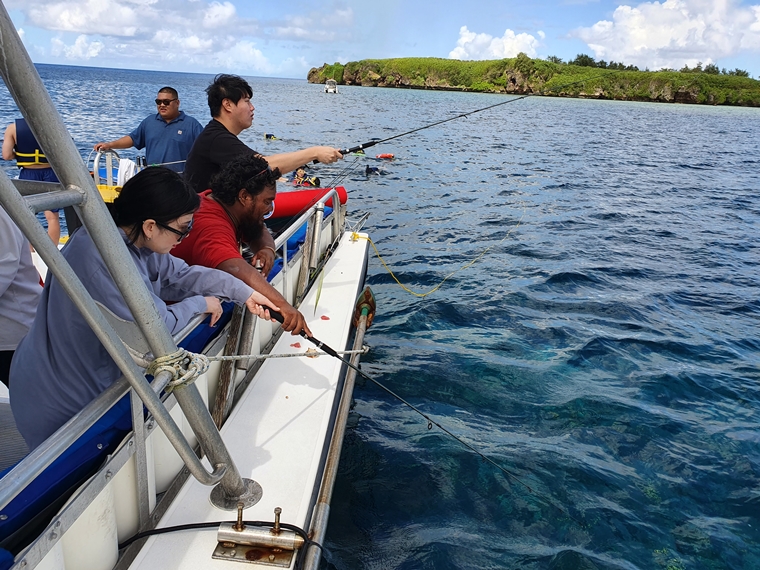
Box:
[0,548,14,570]
[173,300,233,354]
[266,209,330,281]
[0,301,235,553]
[0,395,131,552]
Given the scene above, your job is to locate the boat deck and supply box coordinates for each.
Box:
[128,231,368,569]
[0,386,28,473]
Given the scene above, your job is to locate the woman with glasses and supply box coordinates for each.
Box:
[10,167,278,449]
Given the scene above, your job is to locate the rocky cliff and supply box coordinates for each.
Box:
[308,56,760,106]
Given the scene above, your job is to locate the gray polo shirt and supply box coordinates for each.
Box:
[0,206,41,351]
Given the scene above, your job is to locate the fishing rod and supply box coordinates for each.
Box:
[335,69,621,156]
[268,307,583,525]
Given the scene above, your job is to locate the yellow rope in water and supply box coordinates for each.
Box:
[352,201,526,298]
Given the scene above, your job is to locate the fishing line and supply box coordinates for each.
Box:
[273,70,624,525]
[330,70,622,296]
[353,200,527,298]
[324,155,363,189]
[268,310,584,527]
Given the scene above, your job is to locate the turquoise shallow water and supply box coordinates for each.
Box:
[2,65,759,569]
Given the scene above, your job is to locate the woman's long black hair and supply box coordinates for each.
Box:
[110,167,200,243]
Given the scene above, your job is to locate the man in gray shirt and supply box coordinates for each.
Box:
[0,206,41,387]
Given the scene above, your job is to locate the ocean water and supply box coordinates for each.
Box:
[2,65,760,570]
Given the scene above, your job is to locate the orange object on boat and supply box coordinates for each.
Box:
[375,153,394,160]
[272,186,348,219]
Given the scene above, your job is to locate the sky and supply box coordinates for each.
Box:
[5,0,760,79]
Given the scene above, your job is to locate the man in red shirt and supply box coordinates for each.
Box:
[172,154,311,335]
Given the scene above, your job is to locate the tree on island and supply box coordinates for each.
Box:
[679,61,749,76]
[567,53,639,71]
[570,53,597,67]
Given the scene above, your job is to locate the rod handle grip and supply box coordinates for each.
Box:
[268,309,308,339]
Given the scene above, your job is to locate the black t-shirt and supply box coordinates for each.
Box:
[184,119,258,193]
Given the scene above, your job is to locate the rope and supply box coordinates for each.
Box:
[142,346,368,389]
[350,200,527,298]
[145,349,209,392]
[206,346,369,362]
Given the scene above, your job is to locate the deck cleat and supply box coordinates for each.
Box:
[212,506,304,567]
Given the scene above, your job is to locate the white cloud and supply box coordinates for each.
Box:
[152,30,214,53]
[573,0,760,69]
[207,40,272,73]
[28,0,142,37]
[7,0,353,75]
[50,34,104,59]
[203,1,236,29]
[17,27,25,41]
[449,26,544,60]
[273,7,353,42]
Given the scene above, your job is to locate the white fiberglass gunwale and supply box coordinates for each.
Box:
[128,230,369,570]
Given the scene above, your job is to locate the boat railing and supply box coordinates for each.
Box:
[0,0,253,519]
[0,180,347,570]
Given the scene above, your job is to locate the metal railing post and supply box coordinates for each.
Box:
[302,307,370,569]
[0,4,251,508]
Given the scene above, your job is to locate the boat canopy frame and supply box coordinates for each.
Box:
[0,0,361,534]
[0,5,356,567]
[0,1,256,518]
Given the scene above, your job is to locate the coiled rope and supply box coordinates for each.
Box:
[145,349,210,392]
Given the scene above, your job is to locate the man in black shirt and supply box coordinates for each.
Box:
[185,74,343,193]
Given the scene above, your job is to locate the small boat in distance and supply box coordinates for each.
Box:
[324,79,338,94]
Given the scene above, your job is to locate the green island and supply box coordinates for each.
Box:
[308,54,760,107]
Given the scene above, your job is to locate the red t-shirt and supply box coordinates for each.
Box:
[172,190,241,268]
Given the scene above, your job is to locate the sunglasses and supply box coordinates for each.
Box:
[155,98,177,106]
[157,219,193,241]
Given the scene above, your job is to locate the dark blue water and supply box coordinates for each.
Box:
[3,65,760,569]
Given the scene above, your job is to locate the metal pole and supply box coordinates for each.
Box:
[212,305,245,428]
[309,203,325,271]
[236,311,258,371]
[23,188,84,212]
[302,309,369,569]
[0,171,226,492]
[0,5,247,503]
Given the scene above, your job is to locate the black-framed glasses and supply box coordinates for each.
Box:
[157,219,193,241]
[155,98,177,106]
